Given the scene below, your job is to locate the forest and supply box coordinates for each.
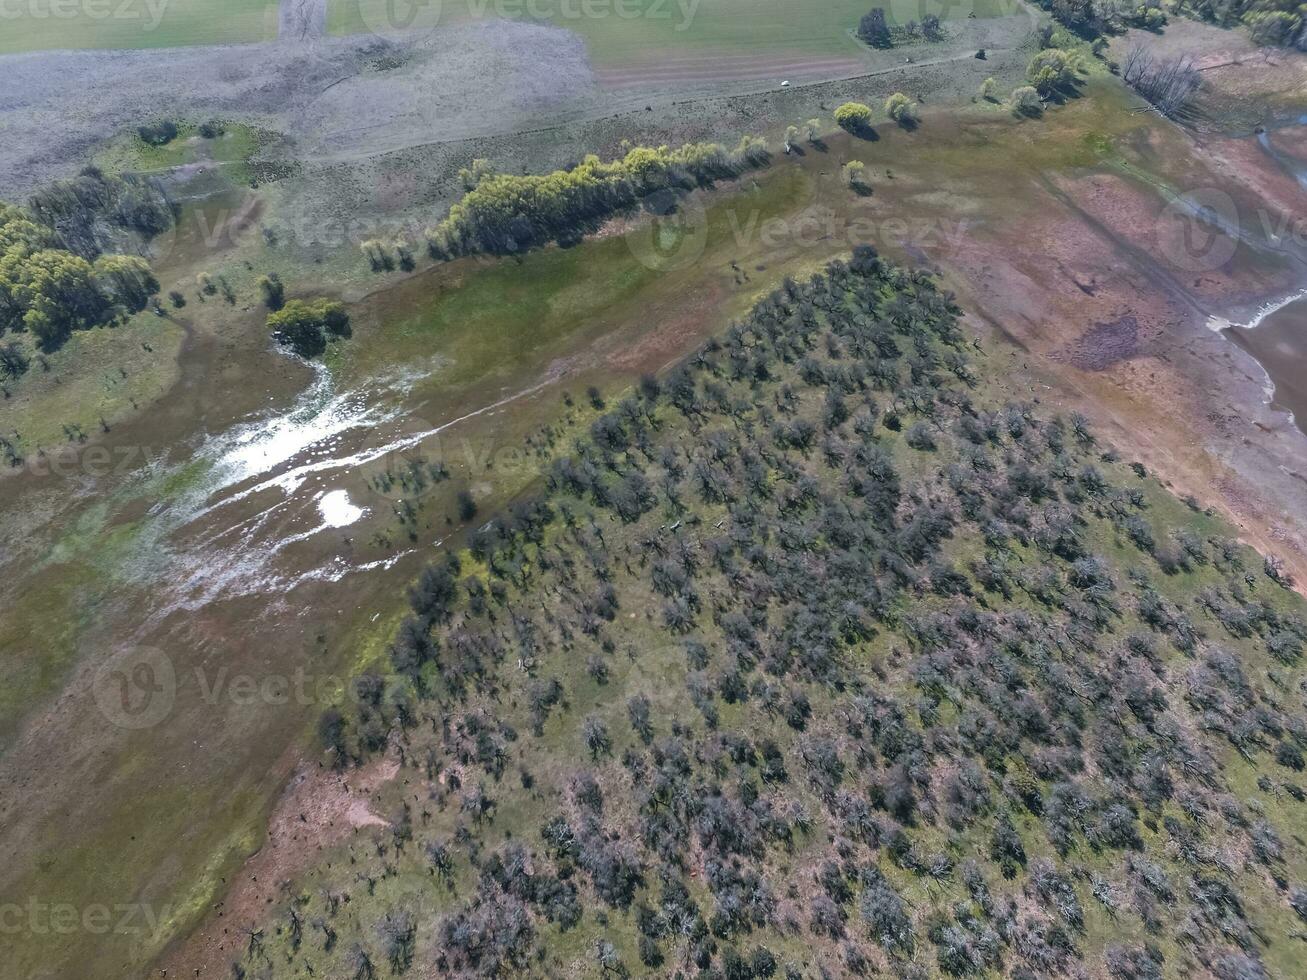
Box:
[229,248,1306,979]
[0,169,169,355]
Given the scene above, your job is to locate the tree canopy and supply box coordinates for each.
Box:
[267,298,351,359]
[0,202,159,351]
[425,139,770,261]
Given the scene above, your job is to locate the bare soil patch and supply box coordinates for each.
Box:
[160,752,401,978]
[1061,314,1143,371]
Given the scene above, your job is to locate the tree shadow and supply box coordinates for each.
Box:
[844,123,880,142]
[1043,78,1085,107]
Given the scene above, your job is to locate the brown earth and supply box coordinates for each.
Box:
[1111,20,1307,129]
[171,750,401,979]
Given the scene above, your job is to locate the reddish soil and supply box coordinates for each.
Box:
[159,752,401,978]
[939,161,1307,592]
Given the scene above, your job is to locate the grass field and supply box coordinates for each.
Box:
[0,0,278,55]
[329,0,1021,67]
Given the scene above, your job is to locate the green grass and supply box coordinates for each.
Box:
[332,162,813,392]
[329,0,1019,67]
[94,121,267,184]
[0,310,183,462]
[0,0,278,54]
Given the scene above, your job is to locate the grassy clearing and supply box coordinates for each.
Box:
[0,0,278,54]
[0,310,183,462]
[330,0,1018,66]
[333,163,813,392]
[94,121,267,185]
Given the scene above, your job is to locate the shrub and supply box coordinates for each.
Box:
[1010,86,1043,116]
[137,120,178,145]
[885,92,918,126]
[267,298,350,358]
[835,102,874,134]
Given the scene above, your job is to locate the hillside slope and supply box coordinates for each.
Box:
[224,249,1307,979]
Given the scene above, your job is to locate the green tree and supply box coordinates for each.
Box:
[257,273,286,311]
[834,102,874,134]
[93,255,158,314]
[267,299,350,359]
[1027,49,1078,95]
[1010,85,1043,116]
[843,161,871,195]
[885,92,919,126]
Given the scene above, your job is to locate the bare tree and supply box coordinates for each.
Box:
[1121,44,1200,119]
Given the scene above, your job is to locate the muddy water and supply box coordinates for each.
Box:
[1230,295,1307,431]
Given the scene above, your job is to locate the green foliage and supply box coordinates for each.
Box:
[1027,49,1080,96]
[885,92,919,126]
[425,140,769,260]
[835,101,874,133]
[1011,85,1043,116]
[266,298,350,359]
[197,119,226,139]
[137,120,179,146]
[245,249,1307,980]
[0,202,159,351]
[843,160,871,195]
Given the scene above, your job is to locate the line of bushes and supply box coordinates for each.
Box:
[425,138,770,260]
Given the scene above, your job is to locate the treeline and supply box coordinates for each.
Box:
[1181,0,1307,46]
[0,202,159,354]
[1039,0,1305,49]
[425,139,770,260]
[27,166,174,260]
[857,7,946,48]
[229,246,1307,979]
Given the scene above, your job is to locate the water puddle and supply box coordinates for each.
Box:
[318,489,365,527]
[1214,292,1307,435]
